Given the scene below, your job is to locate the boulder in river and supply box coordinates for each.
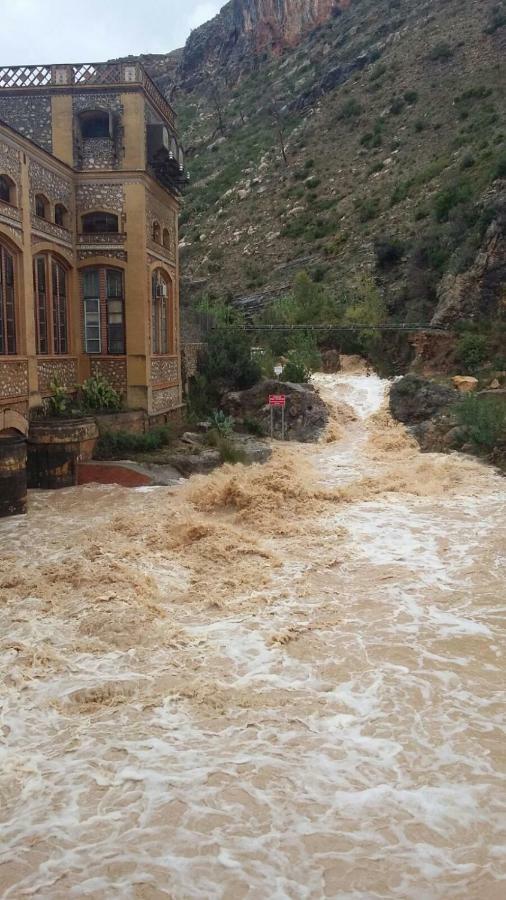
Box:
[389,375,458,425]
[223,379,329,442]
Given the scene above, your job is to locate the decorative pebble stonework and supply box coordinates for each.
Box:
[0,360,29,399]
[78,248,128,262]
[0,202,22,225]
[81,137,117,170]
[0,96,52,152]
[90,358,127,395]
[182,343,203,382]
[151,385,180,413]
[29,159,73,207]
[37,358,78,394]
[151,356,178,385]
[0,140,21,187]
[31,217,73,245]
[77,183,124,217]
[146,196,177,262]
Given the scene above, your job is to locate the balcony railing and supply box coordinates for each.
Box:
[0,62,175,128]
[77,232,127,245]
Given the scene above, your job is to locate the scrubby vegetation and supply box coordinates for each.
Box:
[173,0,505,338]
[455,394,506,451]
[94,426,173,459]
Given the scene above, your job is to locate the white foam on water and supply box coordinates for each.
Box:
[1,372,505,899]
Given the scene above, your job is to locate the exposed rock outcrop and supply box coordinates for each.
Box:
[224,378,329,441]
[179,0,345,86]
[432,194,506,326]
[389,375,458,425]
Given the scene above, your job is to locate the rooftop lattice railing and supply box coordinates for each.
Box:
[0,62,175,128]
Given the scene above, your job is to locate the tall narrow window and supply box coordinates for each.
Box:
[152,221,161,244]
[151,270,171,355]
[34,255,48,354]
[82,266,125,355]
[33,254,69,355]
[52,261,68,355]
[106,269,125,354]
[54,204,68,228]
[35,194,49,219]
[0,175,15,205]
[83,269,101,354]
[0,243,16,355]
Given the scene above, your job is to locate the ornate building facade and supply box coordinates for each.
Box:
[0,61,186,434]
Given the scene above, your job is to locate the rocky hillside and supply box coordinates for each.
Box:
[144,0,506,331]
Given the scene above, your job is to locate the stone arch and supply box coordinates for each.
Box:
[0,409,28,436]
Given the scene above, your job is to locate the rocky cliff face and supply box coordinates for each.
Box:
[179,0,345,85]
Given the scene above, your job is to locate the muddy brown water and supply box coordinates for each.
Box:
[1,373,505,899]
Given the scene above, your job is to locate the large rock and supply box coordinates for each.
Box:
[389,375,458,425]
[452,375,479,393]
[224,379,329,442]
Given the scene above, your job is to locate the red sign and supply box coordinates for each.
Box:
[269,394,286,407]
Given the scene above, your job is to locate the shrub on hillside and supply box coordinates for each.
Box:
[455,333,488,371]
[433,180,473,222]
[428,42,454,61]
[375,238,404,269]
[455,394,506,450]
[339,98,363,120]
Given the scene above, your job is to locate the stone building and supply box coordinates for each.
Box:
[0,61,187,435]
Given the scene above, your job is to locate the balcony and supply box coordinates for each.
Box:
[77,232,127,245]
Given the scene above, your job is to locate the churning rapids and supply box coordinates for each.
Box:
[1,370,505,899]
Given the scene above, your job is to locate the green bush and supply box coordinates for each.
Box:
[200,324,262,392]
[404,90,419,104]
[433,181,473,222]
[94,426,172,459]
[207,430,246,464]
[456,333,488,371]
[208,410,234,436]
[47,377,71,417]
[242,416,265,436]
[428,42,454,61]
[81,374,122,411]
[339,98,363,120]
[493,153,506,179]
[375,238,404,268]
[483,5,506,34]
[455,394,506,450]
[389,97,405,115]
[283,353,311,383]
[356,197,380,222]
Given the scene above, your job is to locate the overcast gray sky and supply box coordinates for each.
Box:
[1,0,223,65]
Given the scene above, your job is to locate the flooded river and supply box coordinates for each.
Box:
[1,372,505,898]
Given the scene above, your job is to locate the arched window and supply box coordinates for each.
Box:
[152,221,161,243]
[162,227,171,250]
[0,175,16,206]
[81,212,119,234]
[0,241,16,355]
[33,254,69,355]
[151,270,171,355]
[79,110,112,140]
[82,266,125,355]
[35,194,49,220]
[54,203,68,228]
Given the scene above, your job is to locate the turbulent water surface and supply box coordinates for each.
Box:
[1,371,505,899]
